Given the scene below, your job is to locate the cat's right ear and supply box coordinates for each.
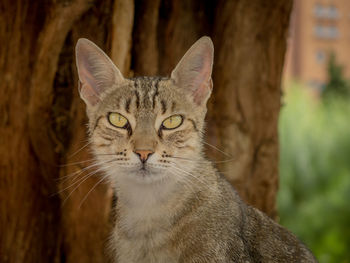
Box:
[171,36,214,106]
[75,38,125,106]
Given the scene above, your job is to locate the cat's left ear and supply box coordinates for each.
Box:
[75,38,125,106]
[171,36,214,106]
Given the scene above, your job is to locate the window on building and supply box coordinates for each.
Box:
[313,4,339,19]
[314,25,325,37]
[314,25,339,39]
[315,50,326,64]
[308,80,325,92]
[314,4,324,17]
[329,5,339,19]
[328,26,339,38]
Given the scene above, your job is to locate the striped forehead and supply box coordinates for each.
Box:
[100,77,181,117]
[130,77,177,114]
[133,77,160,109]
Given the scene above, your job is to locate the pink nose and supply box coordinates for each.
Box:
[134,150,154,163]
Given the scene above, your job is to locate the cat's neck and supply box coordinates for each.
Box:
[112,157,210,209]
[115,173,182,208]
[112,162,219,240]
[114,163,212,214]
[113,171,194,236]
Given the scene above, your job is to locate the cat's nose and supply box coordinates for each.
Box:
[134,150,154,163]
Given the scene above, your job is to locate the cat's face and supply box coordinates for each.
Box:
[75,37,213,185]
[89,77,205,184]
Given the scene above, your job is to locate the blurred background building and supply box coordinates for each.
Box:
[279,1,350,262]
[284,0,350,90]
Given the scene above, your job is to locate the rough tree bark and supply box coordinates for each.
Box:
[0,0,292,262]
[209,0,292,219]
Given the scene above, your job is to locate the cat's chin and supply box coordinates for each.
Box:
[119,166,169,185]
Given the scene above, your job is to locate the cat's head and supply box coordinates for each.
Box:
[75,37,213,186]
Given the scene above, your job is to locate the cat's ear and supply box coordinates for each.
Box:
[171,36,214,106]
[75,38,125,106]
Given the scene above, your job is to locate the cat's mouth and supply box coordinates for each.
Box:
[137,164,156,176]
[116,162,168,184]
[139,164,148,175]
[130,163,165,182]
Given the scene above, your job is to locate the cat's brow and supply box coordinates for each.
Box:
[187,118,198,132]
[132,77,164,111]
[125,98,131,113]
[93,116,104,132]
[152,79,160,109]
[115,96,122,109]
[134,89,140,109]
[160,100,167,114]
[171,101,176,112]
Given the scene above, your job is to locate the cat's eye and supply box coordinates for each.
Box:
[108,112,129,128]
[161,115,183,130]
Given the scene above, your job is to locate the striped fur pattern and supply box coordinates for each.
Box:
[75,37,317,263]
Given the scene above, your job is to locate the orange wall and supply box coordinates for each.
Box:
[284,0,350,89]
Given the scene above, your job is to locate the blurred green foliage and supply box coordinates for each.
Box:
[322,53,350,99]
[278,84,350,263]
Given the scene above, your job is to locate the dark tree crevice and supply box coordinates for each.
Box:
[0,0,292,261]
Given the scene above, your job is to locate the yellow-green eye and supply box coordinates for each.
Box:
[108,112,128,128]
[161,115,183,130]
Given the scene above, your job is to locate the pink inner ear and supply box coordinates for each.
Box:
[171,37,214,106]
[78,65,101,105]
[79,66,99,91]
[75,38,126,106]
[193,77,212,105]
[189,53,213,105]
[79,81,100,106]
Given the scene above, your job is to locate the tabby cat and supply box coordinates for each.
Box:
[75,37,317,263]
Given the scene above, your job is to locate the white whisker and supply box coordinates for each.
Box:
[59,158,97,167]
[61,164,113,206]
[171,164,208,187]
[169,170,196,193]
[78,175,109,209]
[169,156,236,164]
[203,141,232,157]
[58,166,102,195]
[58,158,115,184]
[67,140,92,158]
[58,160,115,199]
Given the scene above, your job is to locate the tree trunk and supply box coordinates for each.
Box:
[208,0,292,219]
[0,0,292,262]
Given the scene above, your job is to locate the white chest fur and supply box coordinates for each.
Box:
[113,226,178,263]
[110,179,184,263]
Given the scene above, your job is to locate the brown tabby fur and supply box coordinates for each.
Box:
[75,37,317,263]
